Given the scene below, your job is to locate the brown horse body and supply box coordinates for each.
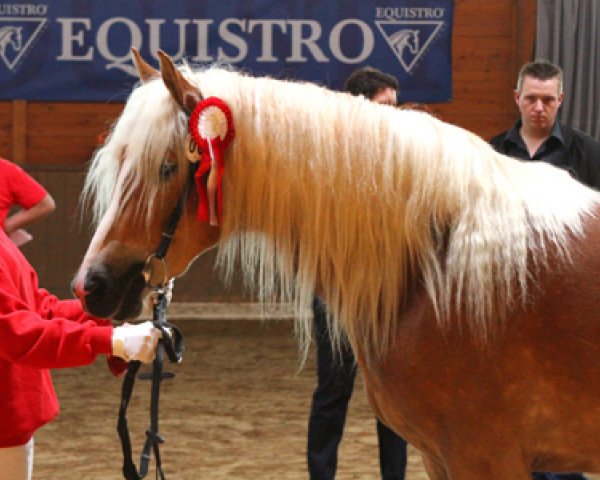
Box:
[360,216,600,478]
[73,51,600,478]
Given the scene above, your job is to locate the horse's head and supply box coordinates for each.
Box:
[72,50,221,320]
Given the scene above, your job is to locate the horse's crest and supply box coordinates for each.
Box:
[0,19,47,71]
[375,21,444,73]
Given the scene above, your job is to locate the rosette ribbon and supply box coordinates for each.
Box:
[187,96,235,226]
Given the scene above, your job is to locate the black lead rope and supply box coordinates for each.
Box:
[117,289,184,480]
[117,163,196,480]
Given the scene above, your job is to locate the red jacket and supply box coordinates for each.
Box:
[0,230,114,447]
[0,157,47,226]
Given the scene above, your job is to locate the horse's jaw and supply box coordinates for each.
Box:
[72,240,149,321]
[85,262,146,320]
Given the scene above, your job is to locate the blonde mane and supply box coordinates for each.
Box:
[85,65,600,368]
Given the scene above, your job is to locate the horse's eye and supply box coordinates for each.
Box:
[160,162,178,181]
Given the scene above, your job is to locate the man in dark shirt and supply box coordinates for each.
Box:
[491,59,599,480]
[491,59,600,189]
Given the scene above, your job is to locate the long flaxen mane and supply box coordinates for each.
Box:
[84,64,600,368]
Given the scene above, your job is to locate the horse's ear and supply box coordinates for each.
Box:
[158,50,202,115]
[131,48,159,83]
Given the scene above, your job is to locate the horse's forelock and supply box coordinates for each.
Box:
[84,77,188,228]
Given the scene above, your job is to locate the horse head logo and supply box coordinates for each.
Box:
[0,26,22,54]
[0,26,23,70]
[389,29,420,59]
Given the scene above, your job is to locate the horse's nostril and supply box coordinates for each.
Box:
[83,269,106,293]
[78,262,146,319]
[79,264,119,318]
[84,266,108,295]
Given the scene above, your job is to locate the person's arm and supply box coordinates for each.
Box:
[33,289,161,365]
[3,193,55,235]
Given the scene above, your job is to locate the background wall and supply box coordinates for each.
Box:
[1,0,537,300]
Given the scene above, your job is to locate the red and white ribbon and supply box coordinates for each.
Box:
[188,96,235,226]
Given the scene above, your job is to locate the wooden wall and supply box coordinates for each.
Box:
[1,0,537,300]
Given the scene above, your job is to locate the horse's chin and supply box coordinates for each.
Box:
[112,295,145,322]
[105,274,147,321]
[81,262,148,321]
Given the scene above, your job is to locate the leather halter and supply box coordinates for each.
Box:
[117,163,196,480]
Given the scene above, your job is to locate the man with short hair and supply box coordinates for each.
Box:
[491,59,600,189]
[491,59,598,480]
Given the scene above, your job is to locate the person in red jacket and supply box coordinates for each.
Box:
[0,157,56,246]
[0,228,160,480]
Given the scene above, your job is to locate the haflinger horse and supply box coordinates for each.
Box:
[72,49,600,479]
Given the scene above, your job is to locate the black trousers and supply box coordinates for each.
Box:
[307,297,407,480]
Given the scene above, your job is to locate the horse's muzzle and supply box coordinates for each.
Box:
[73,262,146,320]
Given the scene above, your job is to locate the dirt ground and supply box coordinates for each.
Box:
[34,318,426,479]
[34,317,599,480]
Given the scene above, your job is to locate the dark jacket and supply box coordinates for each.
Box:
[490,122,600,190]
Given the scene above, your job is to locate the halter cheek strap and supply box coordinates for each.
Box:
[187,97,235,226]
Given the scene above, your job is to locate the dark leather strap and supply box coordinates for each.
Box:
[117,163,192,479]
[117,290,184,480]
[155,163,198,261]
[117,361,143,480]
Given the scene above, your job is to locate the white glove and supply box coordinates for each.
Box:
[112,321,162,363]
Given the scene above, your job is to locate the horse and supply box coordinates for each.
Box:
[72,50,600,479]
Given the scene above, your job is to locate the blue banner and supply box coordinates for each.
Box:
[0,1,453,102]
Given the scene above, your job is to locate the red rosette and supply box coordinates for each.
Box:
[188,96,235,152]
[187,97,235,226]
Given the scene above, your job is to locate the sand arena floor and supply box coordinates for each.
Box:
[34,304,600,479]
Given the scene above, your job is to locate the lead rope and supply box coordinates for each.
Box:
[117,280,184,480]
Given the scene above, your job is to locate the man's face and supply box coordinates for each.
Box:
[371,87,397,106]
[514,76,563,133]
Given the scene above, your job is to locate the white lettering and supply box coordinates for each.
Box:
[0,3,48,15]
[97,17,141,75]
[217,18,248,62]
[286,20,328,63]
[55,16,387,70]
[329,19,373,64]
[148,19,188,62]
[376,7,444,20]
[56,18,93,61]
[248,19,287,62]
[192,19,214,62]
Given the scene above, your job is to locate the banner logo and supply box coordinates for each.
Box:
[375,20,444,73]
[0,17,47,71]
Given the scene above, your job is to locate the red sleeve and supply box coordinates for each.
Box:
[0,272,113,369]
[34,294,127,376]
[4,161,47,210]
[0,232,113,369]
[35,294,112,327]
